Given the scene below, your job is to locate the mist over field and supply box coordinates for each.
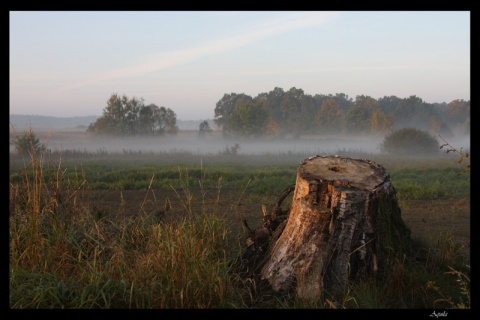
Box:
[44,132,383,155]
[9,129,470,158]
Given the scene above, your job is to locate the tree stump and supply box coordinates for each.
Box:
[261,155,413,301]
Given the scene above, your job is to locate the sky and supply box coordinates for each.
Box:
[10,11,470,121]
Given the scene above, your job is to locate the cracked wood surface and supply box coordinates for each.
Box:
[261,155,412,301]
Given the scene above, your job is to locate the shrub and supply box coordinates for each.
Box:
[221,143,240,156]
[199,120,213,136]
[11,128,45,156]
[379,128,439,156]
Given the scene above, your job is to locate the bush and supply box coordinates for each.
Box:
[11,128,45,156]
[379,128,439,156]
[199,120,213,136]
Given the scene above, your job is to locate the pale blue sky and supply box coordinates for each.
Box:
[10,11,470,120]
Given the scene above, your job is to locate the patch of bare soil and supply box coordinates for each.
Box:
[401,198,470,252]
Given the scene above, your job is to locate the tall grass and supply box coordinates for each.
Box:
[9,134,470,309]
[10,211,240,308]
[9,135,247,308]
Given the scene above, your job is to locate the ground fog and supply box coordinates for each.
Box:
[10,130,470,158]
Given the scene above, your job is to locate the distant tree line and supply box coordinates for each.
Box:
[87,93,178,136]
[86,89,469,139]
[213,87,470,138]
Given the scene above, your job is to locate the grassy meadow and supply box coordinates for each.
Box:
[9,130,470,309]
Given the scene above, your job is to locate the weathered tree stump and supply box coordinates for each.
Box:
[261,155,413,301]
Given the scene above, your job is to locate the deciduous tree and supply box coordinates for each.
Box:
[214,93,253,136]
[87,93,178,136]
[316,98,342,134]
[230,101,268,137]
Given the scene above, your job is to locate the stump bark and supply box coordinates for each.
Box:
[261,155,412,301]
